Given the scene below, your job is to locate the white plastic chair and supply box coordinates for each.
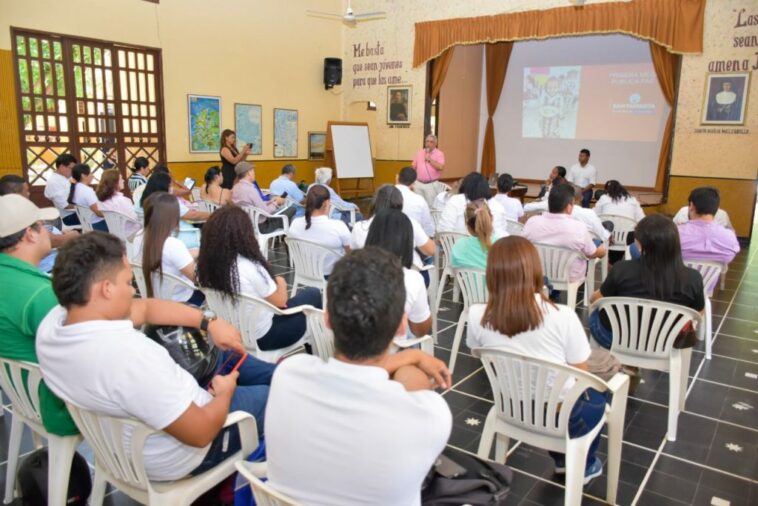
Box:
[590,297,703,441]
[241,205,290,259]
[448,268,488,375]
[597,214,636,260]
[129,262,198,302]
[0,359,83,505]
[74,204,96,233]
[415,263,439,344]
[330,200,357,228]
[235,461,300,506]
[505,219,524,236]
[102,210,141,258]
[473,349,629,506]
[301,306,335,361]
[285,237,342,305]
[198,200,222,214]
[203,289,308,363]
[66,403,258,506]
[589,231,610,286]
[130,261,148,298]
[434,231,467,312]
[190,187,201,202]
[533,243,587,309]
[684,260,725,360]
[430,209,443,231]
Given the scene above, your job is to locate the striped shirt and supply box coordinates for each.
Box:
[128,173,148,193]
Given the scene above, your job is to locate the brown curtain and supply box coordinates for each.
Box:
[650,42,680,191]
[414,0,705,67]
[430,47,455,100]
[480,42,513,177]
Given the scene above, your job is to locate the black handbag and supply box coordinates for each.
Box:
[422,448,513,505]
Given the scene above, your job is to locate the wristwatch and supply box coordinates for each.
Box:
[200,309,217,332]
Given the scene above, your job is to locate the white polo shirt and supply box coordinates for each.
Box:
[131,232,195,302]
[492,194,524,221]
[36,306,213,481]
[572,206,611,241]
[396,184,435,237]
[593,195,645,222]
[266,354,452,506]
[72,183,104,223]
[44,172,75,218]
[350,216,431,269]
[568,163,597,188]
[287,215,351,275]
[672,206,733,230]
[439,194,509,238]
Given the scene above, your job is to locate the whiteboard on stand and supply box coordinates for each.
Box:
[330,124,374,179]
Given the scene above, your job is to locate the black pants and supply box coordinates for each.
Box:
[258,206,296,234]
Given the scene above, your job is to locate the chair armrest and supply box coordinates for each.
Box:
[605,372,630,395]
[235,460,269,479]
[394,335,433,349]
[224,410,258,456]
[275,303,316,316]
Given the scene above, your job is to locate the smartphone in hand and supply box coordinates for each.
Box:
[218,351,248,376]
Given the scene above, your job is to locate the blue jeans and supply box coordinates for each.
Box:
[62,213,80,226]
[589,310,613,350]
[257,287,322,351]
[190,352,275,476]
[581,189,593,208]
[549,389,609,470]
[629,242,641,260]
[185,289,206,307]
[92,219,109,232]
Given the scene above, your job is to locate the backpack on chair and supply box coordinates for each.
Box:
[17,448,91,506]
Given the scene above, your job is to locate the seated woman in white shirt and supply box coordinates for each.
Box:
[196,205,322,352]
[131,192,205,306]
[593,180,645,222]
[439,172,508,237]
[96,169,141,237]
[491,173,524,222]
[466,236,605,484]
[365,209,432,338]
[287,185,352,276]
[68,163,108,231]
[199,166,231,205]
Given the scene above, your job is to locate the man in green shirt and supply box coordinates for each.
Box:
[0,194,78,435]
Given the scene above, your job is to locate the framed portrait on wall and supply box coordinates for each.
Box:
[234,103,262,155]
[701,72,750,125]
[187,95,221,153]
[273,108,298,158]
[308,132,326,160]
[387,85,411,124]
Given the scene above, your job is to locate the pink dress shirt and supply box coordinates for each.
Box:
[412,148,445,183]
[522,213,597,282]
[232,179,278,223]
[99,192,141,236]
[679,220,740,265]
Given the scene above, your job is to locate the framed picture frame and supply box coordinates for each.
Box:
[273,108,298,158]
[387,85,411,125]
[308,131,326,160]
[700,72,751,125]
[187,95,221,153]
[234,103,262,155]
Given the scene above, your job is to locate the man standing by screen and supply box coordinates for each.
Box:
[412,134,445,207]
[568,149,597,208]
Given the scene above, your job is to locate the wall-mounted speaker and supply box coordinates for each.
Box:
[324,57,342,90]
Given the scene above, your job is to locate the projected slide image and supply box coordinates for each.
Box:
[523,66,581,139]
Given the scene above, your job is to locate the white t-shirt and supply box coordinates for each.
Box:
[593,195,645,222]
[467,297,591,396]
[287,215,350,275]
[44,172,74,217]
[72,183,104,223]
[404,268,431,327]
[492,194,524,221]
[131,232,195,302]
[266,354,452,506]
[237,255,278,338]
[568,163,597,188]
[350,216,431,269]
[439,194,509,237]
[397,184,435,237]
[36,306,213,481]
[673,206,733,230]
[572,206,611,241]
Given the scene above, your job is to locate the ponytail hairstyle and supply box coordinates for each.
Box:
[68,163,92,205]
[203,166,222,192]
[305,184,330,230]
[465,199,494,251]
[142,192,181,298]
[131,156,149,174]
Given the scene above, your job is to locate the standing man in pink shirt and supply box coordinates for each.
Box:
[678,187,740,269]
[411,134,445,207]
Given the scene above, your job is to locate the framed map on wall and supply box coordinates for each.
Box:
[274,108,298,158]
[234,103,262,155]
[188,95,221,153]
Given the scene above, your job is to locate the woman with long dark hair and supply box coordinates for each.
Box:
[286,185,351,276]
[68,163,108,231]
[589,214,704,349]
[365,209,432,337]
[467,236,604,483]
[593,180,645,222]
[96,169,140,236]
[197,206,321,352]
[131,192,204,305]
[219,129,250,189]
[199,166,231,205]
[438,171,508,236]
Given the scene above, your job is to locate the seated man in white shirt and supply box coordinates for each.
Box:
[492,173,524,222]
[36,232,276,481]
[672,204,733,230]
[396,166,435,237]
[266,247,453,505]
[44,153,80,226]
[567,149,597,208]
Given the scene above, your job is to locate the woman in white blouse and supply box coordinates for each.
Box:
[467,236,607,484]
[593,180,645,222]
[439,172,509,237]
[68,163,107,231]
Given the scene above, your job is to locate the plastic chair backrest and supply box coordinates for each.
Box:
[505,219,524,236]
[156,271,198,302]
[684,260,724,298]
[437,232,467,263]
[475,348,608,439]
[235,462,301,506]
[590,297,701,360]
[302,306,335,361]
[198,200,221,214]
[285,238,342,285]
[453,268,488,309]
[191,188,201,202]
[129,262,148,298]
[0,359,43,426]
[203,289,275,353]
[430,209,442,231]
[597,214,636,247]
[74,205,95,232]
[102,211,141,242]
[533,243,584,284]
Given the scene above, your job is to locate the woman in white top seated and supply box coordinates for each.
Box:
[96,168,141,237]
[466,236,606,484]
[131,192,205,306]
[439,172,509,237]
[593,180,645,222]
[197,205,322,352]
[68,163,108,231]
[287,185,351,276]
[365,209,432,338]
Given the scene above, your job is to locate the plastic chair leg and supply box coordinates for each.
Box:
[452,279,461,303]
[448,309,467,375]
[290,282,298,297]
[435,271,450,317]
[564,437,592,506]
[47,435,80,506]
[566,285,578,309]
[678,348,692,411]
[494,433,509,464]
[584,263,595,306]
[90,470,107,506]
[667,350,686,442]
[705,297,713,360]
[476,408,497,460]
[3,415,23,504]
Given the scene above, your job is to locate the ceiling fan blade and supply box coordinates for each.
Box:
[353,11,387,19]
[306,10,344,20]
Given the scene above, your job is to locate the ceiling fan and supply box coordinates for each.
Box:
[307,1,386,26]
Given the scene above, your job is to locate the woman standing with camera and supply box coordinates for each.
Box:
[219,129,251,190]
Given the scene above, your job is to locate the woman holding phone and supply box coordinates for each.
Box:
[220,129,251,190]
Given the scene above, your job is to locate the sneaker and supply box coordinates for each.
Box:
[583,456,603,485]
[554,457,566,475]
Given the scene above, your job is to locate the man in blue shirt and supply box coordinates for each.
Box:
[269,164,306,217]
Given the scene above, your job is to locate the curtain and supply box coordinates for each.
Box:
[413,0,705,67]
[480,42,513,177]
[650,42,680,191]
[430,47,455,100]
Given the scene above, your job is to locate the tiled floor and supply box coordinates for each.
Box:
[1,222,756,505]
